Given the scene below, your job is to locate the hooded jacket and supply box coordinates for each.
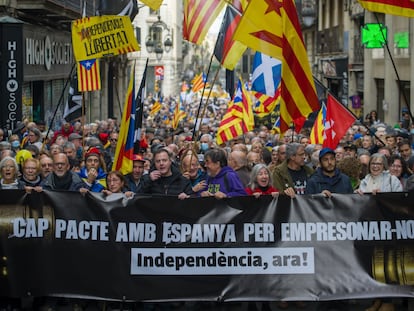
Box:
[204,166,246,197]
[305,168,353,194]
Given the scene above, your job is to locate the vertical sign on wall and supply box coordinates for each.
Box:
[0,21,23,133]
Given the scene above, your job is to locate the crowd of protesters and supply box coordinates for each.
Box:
[1,104,414,310]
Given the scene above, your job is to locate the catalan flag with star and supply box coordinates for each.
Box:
[233,0,319,133]
[216,79,254,145]
[77,59,101,92]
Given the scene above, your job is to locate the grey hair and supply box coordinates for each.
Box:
[0,156,19,178]
[286,143,303,160]
[369,153,388,171]
[248,163,273,190]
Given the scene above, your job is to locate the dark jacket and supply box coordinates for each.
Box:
[41,171,87,191]
[272,160,314,192]
[305,168,353,194]
[139,166,193,196]
[124,173,141,193]
[235,166,250,188]
[203,166,246,197]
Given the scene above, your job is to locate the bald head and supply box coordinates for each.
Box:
[229,150,247,170]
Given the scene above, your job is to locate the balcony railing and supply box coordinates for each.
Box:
[317,26,343,54]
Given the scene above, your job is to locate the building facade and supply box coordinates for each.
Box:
[310,0,412,126]
[130,1,183,99]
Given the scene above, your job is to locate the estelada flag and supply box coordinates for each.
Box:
[77,59,101,92]
[233,0,319,133]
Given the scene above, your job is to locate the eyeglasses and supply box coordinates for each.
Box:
[110,139,118,142]
[391,164,402,168]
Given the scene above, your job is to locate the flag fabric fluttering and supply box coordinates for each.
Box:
[150,100,162,116]
[172,101,187,130]
[309,102,327,145]
[233,0,319,133]
[140,0,163,11]
[63,73,83,122]
[213,1,247,71]
[97,0,138,20]
[191,73,208,93]
[77,59,101,92]
[252,89,280,118]
[112,67,136,175]
[357,0,414,18]
[183,0,225,45]
[323,94,356,149]
[251,52,282,97]
[134,60,149,154]
[216,79,254,145]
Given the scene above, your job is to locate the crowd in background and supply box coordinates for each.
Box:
[1,104,414,310]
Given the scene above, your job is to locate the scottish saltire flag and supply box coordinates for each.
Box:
[251,52,282,97]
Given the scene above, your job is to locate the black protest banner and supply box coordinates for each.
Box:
[1,190,413,301]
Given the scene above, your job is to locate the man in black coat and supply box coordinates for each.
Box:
[138,148,193,199]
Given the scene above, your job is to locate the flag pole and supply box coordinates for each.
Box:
[193,67,221,142]
[373,13,413,125]
[191,52,215,141]
[43,62,76,148]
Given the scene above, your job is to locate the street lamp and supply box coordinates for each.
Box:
[145,15,173,60]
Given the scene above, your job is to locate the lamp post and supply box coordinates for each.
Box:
[145,15,173,60]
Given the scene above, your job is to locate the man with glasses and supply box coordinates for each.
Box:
[41,153,87,191]
[273,142,314,198]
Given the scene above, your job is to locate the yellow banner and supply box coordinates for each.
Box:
[71,15,140,61]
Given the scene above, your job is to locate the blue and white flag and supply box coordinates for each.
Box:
[251,52,282,96]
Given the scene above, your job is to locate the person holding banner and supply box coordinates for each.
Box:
[305,148,353,196]
[356,153,403,194]
[102,171,134,201]
[356,153,403,311]
[200,148,246,199]
[0,156,26,190]
[139,148,193,199]
[245,163,278,198]
[272,143,314,198]
[41,153,87,192]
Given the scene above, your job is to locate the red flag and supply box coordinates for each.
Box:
[323,94,356,149]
